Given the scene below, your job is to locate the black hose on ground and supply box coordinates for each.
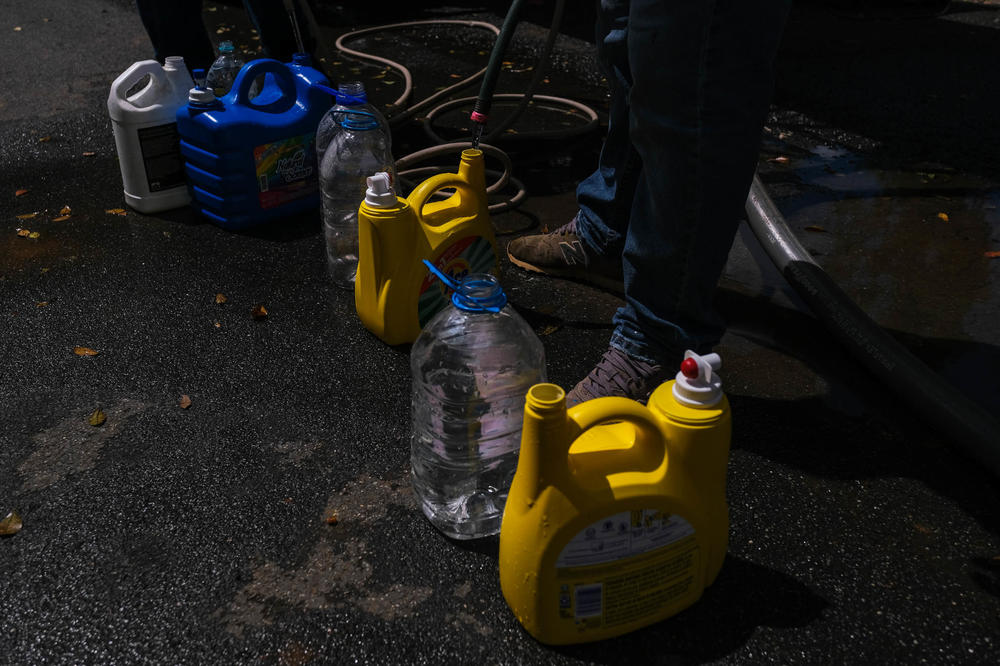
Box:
[745,175,1000,477]
[470,0,528,144]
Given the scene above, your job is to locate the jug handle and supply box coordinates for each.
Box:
[111,60,167,107]
[564,397,668,476]
[231,59,296,112]
[406,174,476,221]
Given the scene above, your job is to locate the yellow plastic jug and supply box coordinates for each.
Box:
[355,148,498,345]
[499,351,731,644]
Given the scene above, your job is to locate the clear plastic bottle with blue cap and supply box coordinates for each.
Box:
[205,41,245,97]
[319,106,395,288]
[314,81,390,162]
[410,262,546,539]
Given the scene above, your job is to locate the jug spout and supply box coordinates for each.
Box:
[457,148,487,193]
[516,383,569,503]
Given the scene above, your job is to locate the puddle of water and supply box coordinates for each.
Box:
[761,141,1000,346]
[748,138,1000,412]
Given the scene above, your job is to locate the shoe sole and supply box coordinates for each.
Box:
[506,249,625,295]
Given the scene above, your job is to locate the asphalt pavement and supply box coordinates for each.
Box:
[2,1,999,664]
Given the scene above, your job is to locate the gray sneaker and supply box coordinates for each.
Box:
[566,346,674,406]
[506,216,624,293]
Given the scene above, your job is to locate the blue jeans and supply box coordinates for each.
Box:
[135,0,315,73]
[575,0,791,363]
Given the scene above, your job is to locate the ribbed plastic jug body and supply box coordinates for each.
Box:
[108,57,193,214]
[177,58,331,230]
[410,274,546,540]
[319,116,395,288]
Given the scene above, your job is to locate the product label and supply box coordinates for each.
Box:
[254,133,318,209]
[136,123,186,192]
[416,235,496,326]
[555,510,699,631]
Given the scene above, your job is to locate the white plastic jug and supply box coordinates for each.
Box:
[108,57,193,214]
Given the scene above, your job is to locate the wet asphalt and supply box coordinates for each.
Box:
[2,1,999,664]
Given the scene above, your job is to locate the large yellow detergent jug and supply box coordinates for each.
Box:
[355,148,498,345]
[499,351,731,645]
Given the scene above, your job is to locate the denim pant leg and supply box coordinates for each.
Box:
[574,0,641,257]
[135,0,215,72]
[610,0,791,363]
[242,0,317,62]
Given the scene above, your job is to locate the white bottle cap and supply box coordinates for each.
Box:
[365,172,396,208]
[672,351,723,408]
[188,87,217,105]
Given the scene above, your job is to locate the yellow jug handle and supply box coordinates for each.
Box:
[406,173,475,219]
[565,397,668,474]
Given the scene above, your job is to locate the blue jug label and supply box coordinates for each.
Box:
[136,122,186,192]
[554,510,699,630]
[417,235,496,326]
[253,133,318,209]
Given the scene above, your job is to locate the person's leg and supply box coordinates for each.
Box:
[135,0,215,72]
[573,0,640,254]
[505,0,635,290]
[569,0,791,404]
[242,0,317,63]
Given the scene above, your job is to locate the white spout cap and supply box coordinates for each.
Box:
[672,350,723,408]
[365,172,396,208]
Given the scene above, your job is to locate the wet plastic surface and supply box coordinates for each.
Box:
[2,1,999,663]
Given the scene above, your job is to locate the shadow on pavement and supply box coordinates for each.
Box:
[552,556,828,665]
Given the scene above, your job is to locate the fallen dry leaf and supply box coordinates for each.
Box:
[0,510,23,537]
[804,225,827,233]
[52,215,70,222]
[215,293,227,304]
[539,324,562,336]
[325,512,339,525]
[15,189,28,197]
[251,305,268,320]
[16,229,30,237]
[985,251,1000,259]
[88,408,106,427]
[39,136,51,143]
[937,212,949,222]
[60,205,71,215]
[73,346,99,357]
[82,151,96,157]
[179,395,192,409]
[16,212,38,220]
[105,208,127,216]
[28,231,40,239]
[36,301,49,308]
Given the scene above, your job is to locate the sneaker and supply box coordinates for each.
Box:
[506,215,624,293]
[566,346,674,406]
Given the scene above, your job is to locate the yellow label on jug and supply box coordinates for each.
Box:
[554,511,699,631]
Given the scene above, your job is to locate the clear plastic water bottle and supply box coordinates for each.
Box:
[319,110,395,289]
[315,81,390,163]
[410,266,547,539]
[205,41,244,96]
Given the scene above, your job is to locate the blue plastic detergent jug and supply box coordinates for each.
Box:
[176,56,331,230]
